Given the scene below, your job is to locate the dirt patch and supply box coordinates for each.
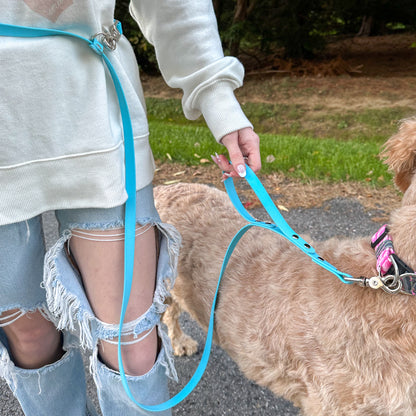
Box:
[237,76,416,110]
[141,34,416,112]
[241,33,416,77]
[325,33,416,77]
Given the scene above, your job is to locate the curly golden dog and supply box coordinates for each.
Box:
[154,118,416,416]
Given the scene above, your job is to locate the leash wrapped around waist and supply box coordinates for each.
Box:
[0,21,167,413]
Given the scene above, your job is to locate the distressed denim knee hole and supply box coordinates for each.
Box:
[99,327,155,347]
[0,328,79,396]
[0,306,55,329]
[90,325,177,392]
[43,218,181,382]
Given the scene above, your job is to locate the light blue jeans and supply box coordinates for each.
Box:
[0,184,180,415]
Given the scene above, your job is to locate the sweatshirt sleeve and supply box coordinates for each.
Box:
[129,0,253,142]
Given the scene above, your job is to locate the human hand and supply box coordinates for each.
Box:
[211,127,261,180]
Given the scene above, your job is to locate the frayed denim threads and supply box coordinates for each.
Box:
[43,221,180,382]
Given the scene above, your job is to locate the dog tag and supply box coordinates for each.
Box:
[368,276,383,289]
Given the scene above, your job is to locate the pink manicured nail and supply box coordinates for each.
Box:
[211,155,218,164]
[237,164,246,177]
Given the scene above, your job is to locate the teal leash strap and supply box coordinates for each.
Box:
[224,165,353,284]
[0,22,137,409]
[121,222,256,411]
[0,19,143,409]
[0,21,226,412]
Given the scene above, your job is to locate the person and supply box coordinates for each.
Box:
[0,1,261,415]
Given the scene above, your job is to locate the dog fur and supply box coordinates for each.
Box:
[155,118,416,416]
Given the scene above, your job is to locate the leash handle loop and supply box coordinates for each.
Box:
[224,165,353,284]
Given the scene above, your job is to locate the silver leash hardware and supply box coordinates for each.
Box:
[363,256,403,294]
[380,274,402,294]
[368,276,384,290]
[344,255,406,294]
[379,256,403,294]
[343,271,401,294]
[343,275,383,289]
[92,20,122,51]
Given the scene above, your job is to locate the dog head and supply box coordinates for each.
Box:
[382,117,416,197]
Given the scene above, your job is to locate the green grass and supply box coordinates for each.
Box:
[149,121,222,162]
[145,96,411,186]
[259,134,387,184]
[146,97,413,142]
[149,121,391,186]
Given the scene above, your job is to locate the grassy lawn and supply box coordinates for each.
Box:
[146,96,412,186]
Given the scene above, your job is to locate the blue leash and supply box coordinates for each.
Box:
[0,21,222,413]
[0,21,353,413]
[224,166,354,284]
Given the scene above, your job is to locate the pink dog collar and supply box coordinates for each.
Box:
[371,225,416,295]
[371,225,395,275]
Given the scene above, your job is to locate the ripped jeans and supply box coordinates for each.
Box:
[0,184,180,415]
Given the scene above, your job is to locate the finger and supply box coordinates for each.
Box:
[221,133,246,178]
[237,127,261,173]
[211,153,232,172]
[212,154,237,181]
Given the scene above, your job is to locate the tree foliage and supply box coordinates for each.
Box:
[217,0,416,58]
[115,0,416,74]
[114,1,158,74]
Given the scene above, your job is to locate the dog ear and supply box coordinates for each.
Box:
[381,117,416,193]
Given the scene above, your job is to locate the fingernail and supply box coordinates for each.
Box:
[237,164,246,177]
[211,155,218,164]
[215,152,221,163]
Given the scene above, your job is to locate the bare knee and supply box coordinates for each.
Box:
[67,224,160,376]
[99,326,158,376]
[1,309,63,369]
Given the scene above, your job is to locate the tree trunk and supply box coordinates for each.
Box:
[229,0,257,56]
[357,15,373,36]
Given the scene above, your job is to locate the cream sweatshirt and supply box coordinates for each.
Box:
[0,0,252,225]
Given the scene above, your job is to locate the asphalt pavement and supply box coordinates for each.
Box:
[0,196,385,415]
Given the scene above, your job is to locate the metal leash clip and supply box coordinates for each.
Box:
[345,256,404,294]
[376,256,402,294]
[92,20,122,51]
[343,275,385,290]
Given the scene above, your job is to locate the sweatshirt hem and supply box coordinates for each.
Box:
[0,137,155,226]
